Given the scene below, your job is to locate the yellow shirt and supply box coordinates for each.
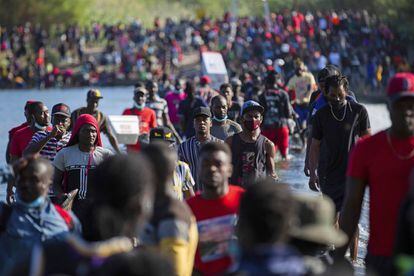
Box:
[287,72,317,104]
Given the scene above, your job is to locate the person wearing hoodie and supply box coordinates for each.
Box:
[52,114,112,235]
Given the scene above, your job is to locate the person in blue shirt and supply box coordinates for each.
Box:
[0,154,80,275]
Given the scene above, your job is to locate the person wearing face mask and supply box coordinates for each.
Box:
[6,100,36,164]
[308,75,371,262]
[7,101,51,204]
[72,89,121,153]
[210,95,242,140]
[122,86,157,152]
[24,103,72,161]
[226,101,278,187]
[0,155,80,275]
[9,101,51,163]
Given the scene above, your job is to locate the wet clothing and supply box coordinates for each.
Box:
[165,91,186,125]
[312,101,370,211]
[229,133,268,188]
[147,95,169,126]
[122,107,157,152]
[178,96,207,138]
[234,245,306,276]
[347,131,414,257]
[28,130,71,161]
[187,185,244,275]
[141,198,198,276]
[0,199,80,275]
[178,136,223,191]
[262,127,290,158]
[211,120,242,140]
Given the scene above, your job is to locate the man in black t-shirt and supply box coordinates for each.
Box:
[307,75,371,261]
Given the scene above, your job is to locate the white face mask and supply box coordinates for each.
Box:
[213,115,228,122]
[32,116,48,130]
[134,101,145,110]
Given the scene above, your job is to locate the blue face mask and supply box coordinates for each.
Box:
[213,115,228,122]
[17,195,46,208]
[134,101,145,110]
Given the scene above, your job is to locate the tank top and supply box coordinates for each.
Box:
[230,133,267,187]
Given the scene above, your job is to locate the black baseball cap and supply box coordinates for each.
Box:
[241,100,264,115]
[317,65,341,83]
[193,106,211,119]
[87,89,103,99]
[150,127,176,143]
[52,103,71,117]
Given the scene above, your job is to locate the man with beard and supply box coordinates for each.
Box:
[24,103,72,161]
[210,95,242,140]
[308,75,370,262]
[226,101,278,187]
[52,114,113,236]
[8,101,51,204]
[72,89,120,153]
[178,107,222,191]
[337,73,414,275]
[122,86,157,152]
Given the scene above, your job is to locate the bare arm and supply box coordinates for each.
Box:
[304,125,313,176]
[265,139,278,180]
[308,138,321,191]
[24,127,62,156]
[107,131,121,154]
[5,140,11,164]
[183,186,195,199]
[335,177,366,258]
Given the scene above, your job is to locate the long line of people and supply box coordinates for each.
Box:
[2,69,414,276]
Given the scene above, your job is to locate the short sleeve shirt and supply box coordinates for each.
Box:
[28,130,71,161]
[347,131,414,256]
[210,120,242,140]
[53,145,113,199]
[287,72,317,104]
[147,95,169,127]
[122,107,157,151]
[9,126,35,158]
[172,161,195,201]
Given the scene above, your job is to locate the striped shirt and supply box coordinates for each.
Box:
[172,161,195,201]
[178,136,223,191]
[28,131,71,161]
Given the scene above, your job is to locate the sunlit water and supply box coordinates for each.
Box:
[0,87,391,274]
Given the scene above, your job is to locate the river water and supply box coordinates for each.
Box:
[0,87,391,273]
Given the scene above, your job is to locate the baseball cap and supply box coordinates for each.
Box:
[87,89,103,99]
[387,72,414,102]
[52,103,71,117]
[134,87,148,95]
[193,106,211,118]
[289,194,348,247]
[317,65,341,83]
[150,127,176,143]
[241,100,264,115]
[200,75,211,85]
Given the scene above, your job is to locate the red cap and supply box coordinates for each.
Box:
[387,72,414,102]
[200,75,211,85]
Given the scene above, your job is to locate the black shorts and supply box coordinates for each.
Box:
[318,175,346,213]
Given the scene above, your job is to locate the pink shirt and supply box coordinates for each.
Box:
[165,91,186,124]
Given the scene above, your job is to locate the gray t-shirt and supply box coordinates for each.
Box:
[211,119,242,140]
[53,145,113,199]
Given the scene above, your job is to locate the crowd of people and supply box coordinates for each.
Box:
[0,9,412,91]
[2,55,414,275]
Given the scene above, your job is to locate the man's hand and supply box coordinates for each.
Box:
[308,174,320,192]
[49,125,65,138]
[6,188,14,205]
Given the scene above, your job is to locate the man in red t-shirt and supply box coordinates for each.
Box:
[187,142,244,275]
[122,87,157,152]
[337,73,414,275]
[6,100,36,164]
[8,101,51,204]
